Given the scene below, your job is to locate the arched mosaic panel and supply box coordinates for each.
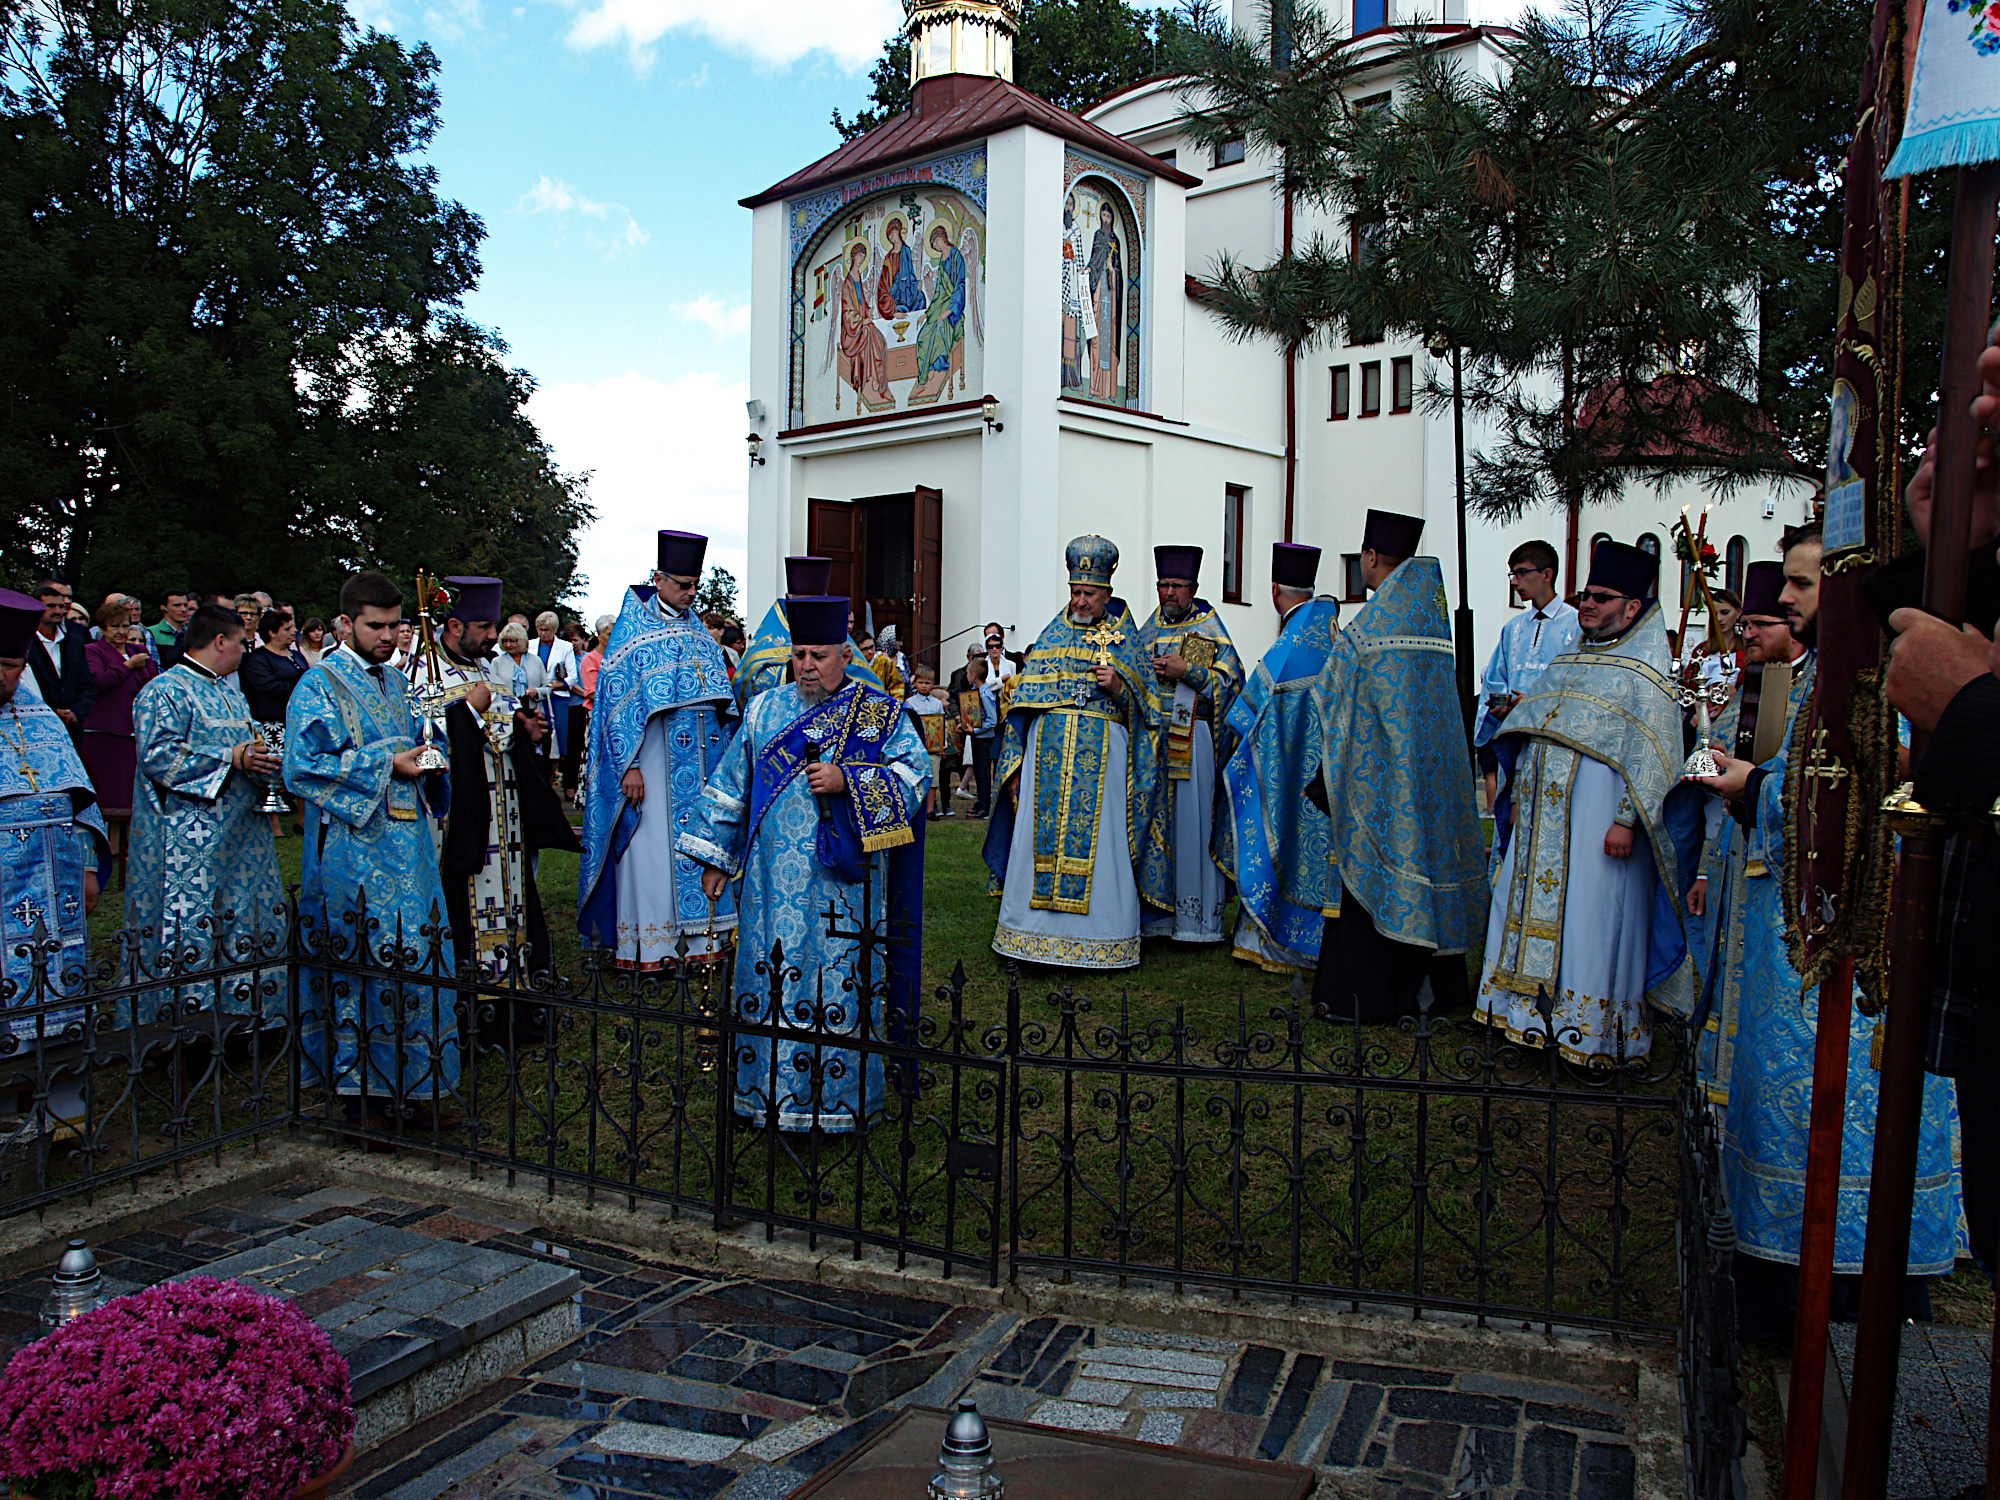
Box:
[792,182,987,429]
[1060,171,1143,408]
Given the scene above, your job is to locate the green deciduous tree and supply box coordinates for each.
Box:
[0,0,588,615]
[833,0,1196,139]
[695,566,740,624]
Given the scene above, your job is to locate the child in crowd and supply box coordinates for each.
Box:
[902,663,950,820]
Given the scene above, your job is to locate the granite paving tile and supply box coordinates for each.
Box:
[1138,1387,1219,1409]
[1524,1399,1627,1434]
[733,1359,847,1408]
[435,1262,582,1341]
[1258,1353,1323,1459]
[740,1415,842,1462]
[1180,1409,1263,1458]
[342,1224,434,1259]
[348,1332,439,1399]
[959,1380,1037,1422]
[1020,1323,1085,1387]
[590,1423,743,1463]
[1517,1423,1579,1498]
[300,1214,378,1244]
[1577,1438,1637,1500]
[378,1274,474,1317]
[551,1451,738,1499]
[720,1468,802,1499]
[1035,1358,1076,1394]
[985,1315,1056,1374]
[1386,1388,1521,1427]
[354,1412,519,1499]
[1077,1359,1220,1390]
[1137,1411,1184,1445]
[1030,1399,1129,1433]
[781,1406,901,1476]
[1086,1344,1229,1377]
[1064,1378,1128,1405]
[1322,1359,1455,1388]
[663,1353,748,1386]
[1283,1376,1349,1463]
[281,1247,394,1293]
[841,1351,950,1416]
[550,1363,731,1408]
[1326,1383,1386,1467]
[1457,1372,1624,1413]
[1391,1419,1461,1475]
[618,1401,768,1440]
[900,1313,1012,1411]
[1459,1426,1517,1490]
[588,1326,706,1372]
[1101,1326,1236,1354]
[1223,1345,1286,1416]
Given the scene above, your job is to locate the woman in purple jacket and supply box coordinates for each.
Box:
[81,596,161,820]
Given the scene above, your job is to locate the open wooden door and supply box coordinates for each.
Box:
[913,486,943,671]
[808,499,865,628]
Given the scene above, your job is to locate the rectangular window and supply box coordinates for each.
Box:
[1342,553,1367,602]
[1392,356,1413,412]
[1354,0,1387,31]
[1223,486,1248,603]
[1330,365,1350,420]
[1348,218,1385,344]
[1360,361,1382,416]
[1213,136,1246,168]
[1156,148,1177,169]
[1356,91,1393,112]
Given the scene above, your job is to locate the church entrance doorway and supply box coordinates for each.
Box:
[808,487,942,673]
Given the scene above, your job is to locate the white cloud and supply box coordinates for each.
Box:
[529,370,750,624]
[558,0,899,72]
[673,295,752,341]
[518,174,649,253]
[346,0,481,39]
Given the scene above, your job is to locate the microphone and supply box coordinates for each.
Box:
[804,739,832,819]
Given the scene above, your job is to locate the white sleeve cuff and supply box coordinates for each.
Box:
[676,833,738,874]
[704,785,746,815]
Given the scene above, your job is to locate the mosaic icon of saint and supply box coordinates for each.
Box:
[1088,203,1124,402]
[876,217,928,317]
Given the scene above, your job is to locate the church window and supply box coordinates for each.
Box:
[1347,218,1386,344]
[1637,533,1661,560]
[1391,356,1413,412]
[1342,554,1367,602]
[1591,532,1612,560]
[1156,148,1178,169]
[1360,361,1382,416]
[1223,486,1249,603]
[1330,365,1350,419]
[1725,534,1747,596]
[1355,0,1387,33]
[1357,91,1392,112]
[1213,136,1246,168]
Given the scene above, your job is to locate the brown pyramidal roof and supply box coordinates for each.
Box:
[742,73,1198,209]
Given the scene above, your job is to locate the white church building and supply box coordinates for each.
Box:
[738,0,1813,671]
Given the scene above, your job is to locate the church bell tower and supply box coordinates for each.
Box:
[905,0,1019,85]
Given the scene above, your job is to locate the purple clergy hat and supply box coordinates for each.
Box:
[785,556,834,595]
[787,596,850,648]
[0,589,43,659]
[657,531,708,578]
[1153,545,1202,583]
[1587,540,1659,601]
[1271,543,1321,590]
[443,575,503,624]
[1362,509,1425,560]
[1738,560,1787,621]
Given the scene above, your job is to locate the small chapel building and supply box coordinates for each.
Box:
[739,0,1812,670]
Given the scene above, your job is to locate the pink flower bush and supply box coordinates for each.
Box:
[0,1277,353,1500]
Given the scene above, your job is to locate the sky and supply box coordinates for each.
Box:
[363,0,1528,626]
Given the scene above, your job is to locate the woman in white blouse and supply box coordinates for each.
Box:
[490,622,550,733]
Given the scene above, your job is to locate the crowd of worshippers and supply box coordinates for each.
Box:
[2,332,1994,1309]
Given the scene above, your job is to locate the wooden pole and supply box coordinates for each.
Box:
[1840,160,2000,1500]
[1781,958,1855,1500]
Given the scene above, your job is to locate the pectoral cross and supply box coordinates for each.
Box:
[1081,618,1125,667]
[4,709,38,792]
[1801,727,1850,846]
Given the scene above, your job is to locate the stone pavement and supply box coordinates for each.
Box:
[0,1181,1650,1499]
[1828,1321,1992,1500]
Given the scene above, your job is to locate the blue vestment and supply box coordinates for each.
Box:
[883,244,926,313]
[284,648,457,1100]
[1477,605,1706,1061]
[1136,601,1242,943]
[122,664,287,1028]
[1311,559,1488,954]
[578,589,737,965]
[1218,598,1340,972]
[1473,601,1581,748]
[983,601,1170,968]
[1705,656,1960,1274]
[735,600,886,714]
[678,681,930,1131]
[0,698,108,1042]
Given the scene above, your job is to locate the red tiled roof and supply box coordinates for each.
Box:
[741,74,1199,209]
[1576,374,1781,462]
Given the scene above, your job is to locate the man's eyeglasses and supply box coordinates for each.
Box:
[1508,565,1552,579]
[1579,588,1627,605]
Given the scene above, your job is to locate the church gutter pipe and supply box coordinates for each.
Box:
[1282,182,1297,544]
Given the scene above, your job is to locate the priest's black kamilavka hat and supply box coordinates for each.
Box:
[1739,560,1787,621]
[657,531,708,578]
[786,556,833,595]
[1154,545,1202,583]
[1362,509,1425,560]
[444,576,503,624]
[1588,540,1659,600]
[1271,543,1321,589]
[787,596,850,647]
[0,590,43,659]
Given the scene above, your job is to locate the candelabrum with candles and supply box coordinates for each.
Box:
[408,571,453,774]
[1667,507,1732,778]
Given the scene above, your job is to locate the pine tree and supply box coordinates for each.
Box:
[1176,0,1952,521]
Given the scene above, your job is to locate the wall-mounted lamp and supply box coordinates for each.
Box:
[747,433,766,467]
[1425,330,1452,357]
[980,394,1003,434]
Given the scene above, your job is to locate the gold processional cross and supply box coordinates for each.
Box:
[1082,618,1126,666]
[1800,726,1850,851]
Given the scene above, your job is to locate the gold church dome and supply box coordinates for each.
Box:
[905,0,1020,85]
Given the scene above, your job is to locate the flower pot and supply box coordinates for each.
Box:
[294,1443,355,1500]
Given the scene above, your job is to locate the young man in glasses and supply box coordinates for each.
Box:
[1473,541,1579,812]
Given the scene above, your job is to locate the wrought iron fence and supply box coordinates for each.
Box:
[0,894,1725,1352]
[1678,1044,1749,1500]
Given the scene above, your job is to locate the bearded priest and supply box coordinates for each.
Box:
[579,531,738,971]
[1138,545,1242,945]
[678,596,931,1133]
[983,536,1169,970]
